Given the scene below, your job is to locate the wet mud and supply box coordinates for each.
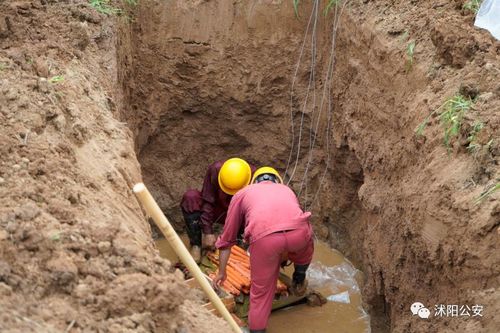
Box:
[157,238,369,332]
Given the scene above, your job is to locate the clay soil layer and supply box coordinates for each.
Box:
[1,0,499,333]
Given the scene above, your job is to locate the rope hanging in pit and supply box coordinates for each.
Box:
[283,0,350,212]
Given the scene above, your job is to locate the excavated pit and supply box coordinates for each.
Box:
[117,1,385,329]
[116,1,499,332]
[1,0,498,332]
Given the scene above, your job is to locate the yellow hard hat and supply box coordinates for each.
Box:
[251,166,283,184]
[218,158,252,195]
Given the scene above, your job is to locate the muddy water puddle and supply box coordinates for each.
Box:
[156,235,190,262]
[156,238,370,333]
[267,241,370,333]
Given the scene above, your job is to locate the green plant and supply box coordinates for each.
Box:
[463,0,482,13]
[466,121,484,154]
[399,30,409,43]
[293,0,300,17]
[415,94,474,153]
[50,232,61,241]
[0,63,6,71]
[89,0,121,15]
[49,75,64,83]
[324,0,340,16]
[415,113,431,137]
[90,0,137,16]
[439,95,472,151]
[406,40,416,71]
[475,182,500,203]
[292,0,341,18]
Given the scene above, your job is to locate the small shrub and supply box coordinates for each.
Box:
[324,0,341,16]
[415,94,475,153]
[463,0,482,14]
[90,0,138,18]
[466,121,484,154]
[89,0,121,15]
[293,0,300,17]
[49,75,64,83]
[439,94,472,152]
[475,182,500,203]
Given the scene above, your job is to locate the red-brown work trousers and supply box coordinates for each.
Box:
[248,224,314,330]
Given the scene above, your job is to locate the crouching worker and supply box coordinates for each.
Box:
[182,158,254,263]
[213,167,314,333]
[199,158,254,250]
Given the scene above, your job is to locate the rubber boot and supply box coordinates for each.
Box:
[291,263,309,296]
[250,330,266,333]
[184,211,202,246]
[183,211,202,264]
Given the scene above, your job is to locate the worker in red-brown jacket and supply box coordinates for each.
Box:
[181,158,254,262]
[213,167,314,333]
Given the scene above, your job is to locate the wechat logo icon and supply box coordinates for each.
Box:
[411,302,430,319]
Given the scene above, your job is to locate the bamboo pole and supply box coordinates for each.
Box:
[133,183,241,333]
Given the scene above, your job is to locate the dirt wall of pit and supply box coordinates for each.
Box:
[0,1,230,332]
[117,0,326,224]
[330,3,499,331]
[118,1,499,332]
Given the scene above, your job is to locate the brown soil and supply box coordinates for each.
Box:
[0,1,229,332]
[1,0,498,333]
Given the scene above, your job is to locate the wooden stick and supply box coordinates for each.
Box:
[133,183,241,333]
